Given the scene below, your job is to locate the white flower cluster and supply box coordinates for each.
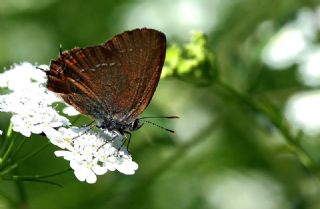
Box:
[0,63,69,137]
[51,127,138,183]
[0,63,138,183]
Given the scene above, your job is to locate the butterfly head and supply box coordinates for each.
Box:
[97,118,143,135]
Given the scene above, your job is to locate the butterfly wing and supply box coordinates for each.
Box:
[47,28,166,123]
[103,28,166,122]
[48,53,111,120]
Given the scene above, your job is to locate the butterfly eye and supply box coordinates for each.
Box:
[131,119,142,131]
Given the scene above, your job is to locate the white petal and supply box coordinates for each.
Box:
[30,124,44,134]
[12,125,31,137]
[0,130,2,135]
[92,165,109,175]
[129,161,139,170]
[70,160,87,171]
[85,170,97,184]
[10,115,22,125]
[46,128,64,146]
[54,150,73,160]
[63,106,80,116]
[49,121,63,128]
[44,127,59,138]
[104,161,116,171]
[116,161,139,175]
[74,170,87,182]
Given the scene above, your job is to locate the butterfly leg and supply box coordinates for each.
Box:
[97,133,118,151]
[80,120,96,130]
[70,120,96,141]
[125,131,132,154]
[117,131,131,155]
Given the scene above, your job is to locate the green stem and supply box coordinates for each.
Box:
[0,122,13,154]
[10,139,27,161]
[215,79,318,174]
[0,133,16,168]
[0,163,18,176]
[13,169,28,209]
[6,122,13,139]
[15,180,28,209]
[12,168,72,179]
[3,168,72,188]
[0,123,15,168]
[7,177,63,188]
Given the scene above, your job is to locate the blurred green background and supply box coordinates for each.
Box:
[2,0,320,209]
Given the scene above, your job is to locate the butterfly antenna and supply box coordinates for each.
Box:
[59,44,63,56]
[140,116,179,119]
[140,120,175,133]
[36,66,48,74]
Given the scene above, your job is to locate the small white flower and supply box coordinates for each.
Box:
[47,127,80,149]
[0,130,2,135]
[114,152,139,175]
[7,97,70,137]
[72,160,99,184]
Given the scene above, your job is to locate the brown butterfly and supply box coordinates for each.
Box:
[46,28,170,136]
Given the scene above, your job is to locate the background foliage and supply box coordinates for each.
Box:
[1,0,320,209]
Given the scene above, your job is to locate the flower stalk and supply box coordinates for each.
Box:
[214,79,318,175]
[0,122,14,168]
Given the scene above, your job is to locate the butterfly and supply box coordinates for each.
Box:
[46,28,168,136]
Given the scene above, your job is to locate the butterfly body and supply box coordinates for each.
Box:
[97,118,142,135]
[47,28,166,135]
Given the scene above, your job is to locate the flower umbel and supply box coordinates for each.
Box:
[53,127,138,183]
[0,63,138,183]
[0,63,69,137]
